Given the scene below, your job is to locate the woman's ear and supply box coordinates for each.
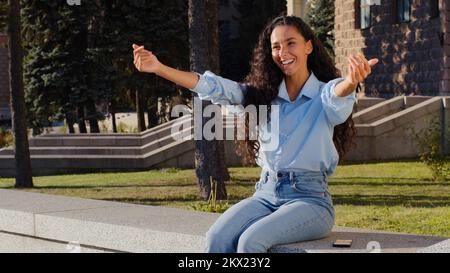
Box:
[305,40,313,55]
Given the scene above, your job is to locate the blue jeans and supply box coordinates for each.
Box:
[204,170,335,253]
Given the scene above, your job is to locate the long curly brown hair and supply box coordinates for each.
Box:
[235,15,357,166]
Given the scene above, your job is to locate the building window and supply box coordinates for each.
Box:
[394,0,411,23]
[430,0,439,19]
[355,0,372,29]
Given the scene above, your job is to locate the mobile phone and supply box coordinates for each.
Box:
[332,239,353,248]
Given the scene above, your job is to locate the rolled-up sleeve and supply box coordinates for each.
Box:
[190,71,245,105]
[320,78,356,126]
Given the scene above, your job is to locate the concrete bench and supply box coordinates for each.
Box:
[0,189,447,253]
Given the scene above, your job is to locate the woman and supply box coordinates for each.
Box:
[132,15,378,253]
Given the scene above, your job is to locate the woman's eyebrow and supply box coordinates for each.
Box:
[271,37,297,45]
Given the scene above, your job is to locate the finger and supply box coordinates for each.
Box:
[134,49,145,61]
[134,57,139,70]
[356,53,371,75]
[348,60,357,84]
[135,51,148,61]
[354,55,369,78]
[350,57,364,82]
[351,55,364,70]
[136,50,152,59]
[132,44,140,50]
[350,56,366,80]
[348,63,356,84]
[368,58,379,67]
[133,46,144,54]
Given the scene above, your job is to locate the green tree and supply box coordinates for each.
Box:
[22,1,99,134]
[21,0,190,135]
[305,0,335,59]
[102,0,190,132]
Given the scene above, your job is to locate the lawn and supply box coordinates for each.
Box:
[0,160,449,237]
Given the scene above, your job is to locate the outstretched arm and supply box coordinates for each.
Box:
[132,44,245,105]
[132,44,199,90]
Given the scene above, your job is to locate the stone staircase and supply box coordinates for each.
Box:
[1,96,449,177]
[348,96,450,161]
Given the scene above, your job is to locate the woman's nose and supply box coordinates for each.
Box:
[279,47,287,59]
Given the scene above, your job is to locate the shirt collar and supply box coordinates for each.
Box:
[278,71,322,103]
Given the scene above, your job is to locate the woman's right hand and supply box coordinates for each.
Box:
[132,44,161,73]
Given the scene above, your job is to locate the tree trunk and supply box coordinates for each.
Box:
[147,94,158,128]
[206,0,231,197]
[8,0,33,188]
[189,0,230,200]
[111,101,117,133]
[86,99,99,133]
[77,104,87,133]
[136,89,146,132]
[66,111,75,134]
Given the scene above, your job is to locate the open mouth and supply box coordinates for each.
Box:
[281,58,295,68]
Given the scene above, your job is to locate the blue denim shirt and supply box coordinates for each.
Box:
[190,71,356,177]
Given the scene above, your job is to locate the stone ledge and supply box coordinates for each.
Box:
[0,189,448,253]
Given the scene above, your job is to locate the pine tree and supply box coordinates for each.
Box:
[21,0,190,135]
[22,1,97,134]
[305,0,335,59]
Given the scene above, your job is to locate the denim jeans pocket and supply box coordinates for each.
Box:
[291,177,326,197]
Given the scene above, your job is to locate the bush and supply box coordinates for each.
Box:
[0,128,13,148]
[412,118,450,182]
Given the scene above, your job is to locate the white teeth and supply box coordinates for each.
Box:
[282,59,294,65]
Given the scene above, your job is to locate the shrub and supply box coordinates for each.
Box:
[412,118,450,182]
[0,128,13,148]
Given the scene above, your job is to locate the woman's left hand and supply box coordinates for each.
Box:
[345,53,379,87]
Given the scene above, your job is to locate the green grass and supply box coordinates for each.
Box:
[0,161,449,237]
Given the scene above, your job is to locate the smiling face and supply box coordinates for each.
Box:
[270,25,313,77]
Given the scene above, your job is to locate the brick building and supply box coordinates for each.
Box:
[3,0,446,121]
[0,33,10,121]
[334,0,450,97]
[287,0,450,97]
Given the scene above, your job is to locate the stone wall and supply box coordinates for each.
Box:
[0,33,10,121]
[335,0,448,98]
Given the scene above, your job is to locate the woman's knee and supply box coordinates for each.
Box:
[204,225,236,253]
[236,229,269,253]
